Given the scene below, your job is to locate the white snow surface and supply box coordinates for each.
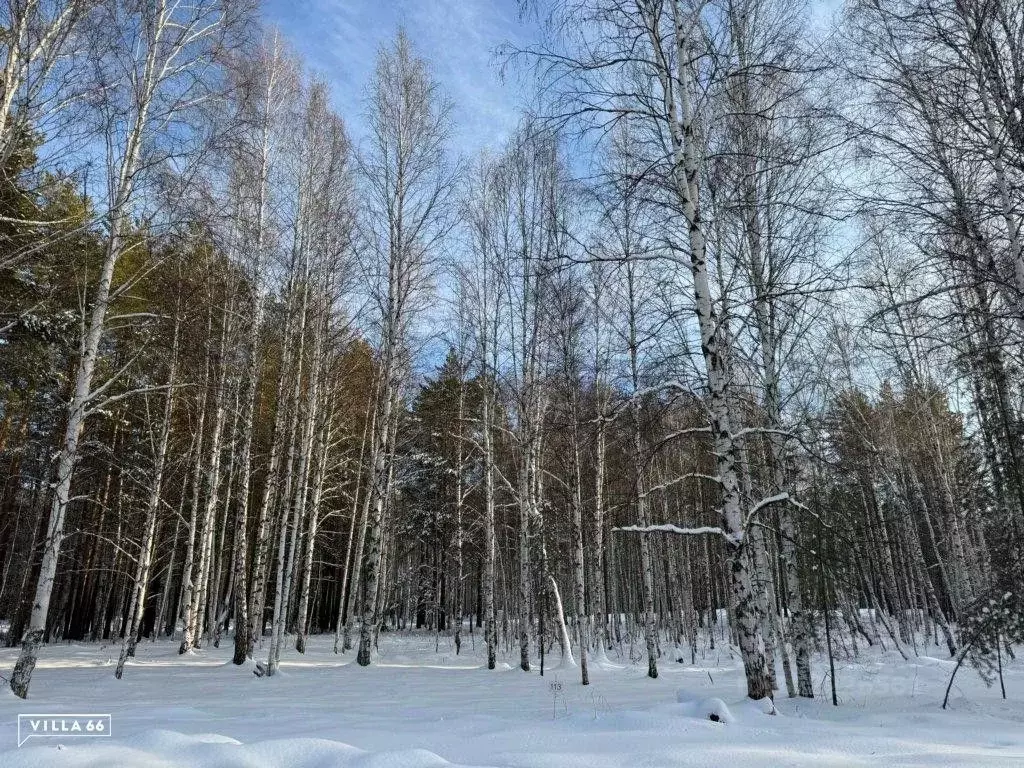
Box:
[0,631,1021,766]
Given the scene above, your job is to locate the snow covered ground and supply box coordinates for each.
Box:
[0,631,1021,766]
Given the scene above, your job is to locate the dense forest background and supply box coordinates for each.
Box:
[1,0,1022,704]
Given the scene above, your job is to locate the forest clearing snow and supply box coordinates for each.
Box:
[0,632,1020,766]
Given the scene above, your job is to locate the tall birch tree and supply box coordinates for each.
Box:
[355,29,456,667]
[10,0,241,698]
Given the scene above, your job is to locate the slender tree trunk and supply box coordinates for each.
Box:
[11,0,191,695]
[267,275,310,675]
[481,369,498,670]
[357,370,399,666]
[335,407,370,653]
[181,300,234,654]
[176,309,213,648]
[248,272,300,652]
[296,367,333,653]
[116,313,180,678]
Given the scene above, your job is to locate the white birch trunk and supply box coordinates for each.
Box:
[10,0,176,691]
[481,358,498,670]
[335,406,370,653]
[267,276,310,675]
[229,44,283,661]
[180,302,234,654]
[247,282,298,649]
[115,313,180,678]
[357,370,399,666]
[294,315,331,653]
[658,0,773,699]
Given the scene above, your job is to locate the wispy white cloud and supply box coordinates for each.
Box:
[264,0,846,153]
[262,0,537,155]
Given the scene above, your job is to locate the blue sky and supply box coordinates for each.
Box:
[263,0,845,157]
[262,0,541,155]
[261,0,847,369]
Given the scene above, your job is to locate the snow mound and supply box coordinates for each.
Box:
[218,656,258,674]
[591,651,625,670]
[3,732,481,768]
[352,747,460,767]
[693,697,734,724]
[553,653,577,670]
[676,690,735,723]
[134,729,243,749]
[744,696,777,717]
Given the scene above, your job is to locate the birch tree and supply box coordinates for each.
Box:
[463,156,502,669]
[114,301,180,678]
[263,79,351,675]
[228,32,298,665]
[520,0,825,700]
[355,29,456,667]
[10,0,240,698]
[0,0,88,166]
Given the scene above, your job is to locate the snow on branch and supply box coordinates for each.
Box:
[646,472,721,495]
[614,524,729,539]
[731,426,796,441]
[746,492,790,519]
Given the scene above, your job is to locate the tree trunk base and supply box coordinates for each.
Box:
[11,629,43,699]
